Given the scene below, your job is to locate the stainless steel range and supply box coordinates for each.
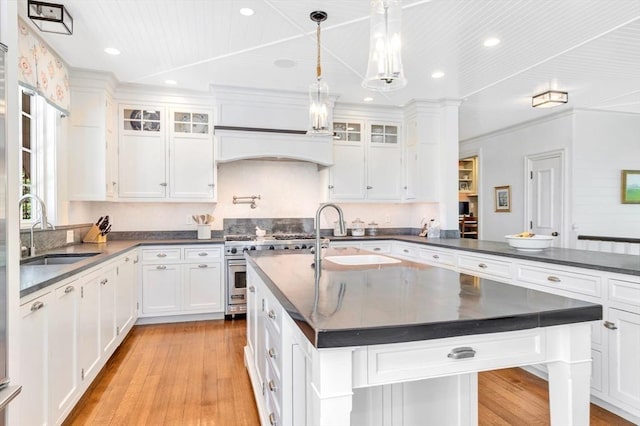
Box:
[223,218,320,318]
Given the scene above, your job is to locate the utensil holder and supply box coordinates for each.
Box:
[197,224,211,240]
[83,225,107,243]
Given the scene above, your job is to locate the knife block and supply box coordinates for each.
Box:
[83,224,107,243]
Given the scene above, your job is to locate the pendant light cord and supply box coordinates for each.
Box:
[316,22,322,79]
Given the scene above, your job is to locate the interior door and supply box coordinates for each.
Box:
[527,152,564,247]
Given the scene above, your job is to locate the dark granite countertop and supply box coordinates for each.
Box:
[247,249,603,348]
[330,235,640,276]
[20,238,224,298]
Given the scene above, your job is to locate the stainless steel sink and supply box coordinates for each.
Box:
[21,253,100,266]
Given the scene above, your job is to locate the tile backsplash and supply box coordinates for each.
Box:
[20,223,93,256]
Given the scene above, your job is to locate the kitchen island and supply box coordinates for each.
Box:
[245,248,602,426]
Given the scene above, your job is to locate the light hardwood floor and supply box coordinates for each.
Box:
[64,320,634,426]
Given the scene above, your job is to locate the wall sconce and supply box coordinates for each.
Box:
[532,90,568,108]
[28,0,73,35]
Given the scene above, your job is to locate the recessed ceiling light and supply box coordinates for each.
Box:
[483,37,500,47]
[104,47,120,55]
[364,97,374,102]
[431,71,445,79]
[164,79,177,85]
[240,7,254,16]
[273,58,296,68]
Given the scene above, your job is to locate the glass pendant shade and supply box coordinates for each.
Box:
[362,0,407,92]
[308,78,331,135]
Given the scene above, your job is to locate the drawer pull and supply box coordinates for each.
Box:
[268,310,277,320]
[125,257,130,262]
[64,285,75,294]
[133,257,139,264]
[269,413,277,426]
[198,252,208,257]
[547,276,561,282]
[603,321,618,330]
[198,264,208,268]
[447,346,476,359]
[373,247,381,251]
[268,380,277,392]
[156,253,167,258]
[478,263,488,269]
[156,265,167,270]
[249,286,255,293]
[432,254,440,259]
[30,301,45,312]
[100,278,108,285]
[268,347,277,359]
[230,294,245,300]
[403,249,409,253]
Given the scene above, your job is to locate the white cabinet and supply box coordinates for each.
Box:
[99,266,118,355]
[20,292,51,426]
[328,120,402,201]
[49,280,79,425]
[118,105,216,201]
[68,79,117,201]
[78,272,102,383]
[116,254,138,336]
[607,308,640,410]
[139,245,224,318]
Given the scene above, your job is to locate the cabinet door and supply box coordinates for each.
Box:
[116,254,137,336]
[183,262,223,312]
[78,276,101,382]
[141,264,181,314]
[105,94,117,199]
[246,267,259,361]
[170,110,215,199]
[329,144,366,200]
[20,293,51,426]
[49,281,79,424]
[118,106,166,198]
[100,267,118,355]
[608,308,640,408]
[368,124,402,200]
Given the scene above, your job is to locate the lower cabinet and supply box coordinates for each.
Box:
[141,263,182,314]
[78,270,102,383]
[608,307,640,410]
[183,262,223,312]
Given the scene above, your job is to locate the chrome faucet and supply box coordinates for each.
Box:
[18,193,55,257]
[314,203,345,268]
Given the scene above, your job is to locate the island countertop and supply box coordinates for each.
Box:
[247,248,602,348]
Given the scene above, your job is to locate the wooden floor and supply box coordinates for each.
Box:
[65,319,634,426]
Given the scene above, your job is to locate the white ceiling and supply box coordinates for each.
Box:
[19,0,640,140]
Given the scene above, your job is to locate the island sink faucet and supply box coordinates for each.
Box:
[314,203,345,268]
[18,193,55,257]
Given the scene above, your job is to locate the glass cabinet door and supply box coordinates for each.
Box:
[173,112,209,134]
[123,108,161,132]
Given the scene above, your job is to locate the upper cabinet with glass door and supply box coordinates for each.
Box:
[123,108,162,132]
[370,124,398,145]
[172,111,210,136]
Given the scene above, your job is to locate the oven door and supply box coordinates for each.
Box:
[226,259,247,313]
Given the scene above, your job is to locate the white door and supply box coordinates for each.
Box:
[527,151,564,247]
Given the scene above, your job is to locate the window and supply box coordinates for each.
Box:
[19,87,59,226]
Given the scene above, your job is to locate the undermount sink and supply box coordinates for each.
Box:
[21,253,100,266]
[324,254,402,266]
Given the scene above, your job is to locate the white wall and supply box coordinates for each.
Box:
[69,159,439,232]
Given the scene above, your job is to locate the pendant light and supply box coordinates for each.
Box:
[307,11,331,136]
[362,0,407,92]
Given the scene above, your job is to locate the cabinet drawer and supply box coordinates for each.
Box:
[184,247,222,260]
[393,243,419,259]
[265,321,282,379]
[419,248,455,267]
[366,328,545,385]
[265,351,283,409]
[141,248,181,262]
[516,265,601,298]
[263,294,282,336]
[457,254,512,280]
[608,277,640,308]
[361,242,392,253]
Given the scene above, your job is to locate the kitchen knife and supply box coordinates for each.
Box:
[101,224,112,236]
[96,216,104,226]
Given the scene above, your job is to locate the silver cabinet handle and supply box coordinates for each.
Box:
[157,253,167,258]
[125,257,130,262]
[198,264,208,268]
[156,265,167,270]
[432,254,440,259]
[208,184,215,187]
[268,413,277,426]
[160,182,168,187]
[366,186,373,189]
[604,321,618,330]
[268,310,277,320]
[547,276,561,282]
[447,346,476,359]
[133,257,139,264]
[328,185,334,189]
[100,278,108,285]
[230,294,245,300]
[478,263,488,269]
[373,247,381,251]
[268,347,277,359]
[249,286,255,293]
[268,380,277,392]
[403,249,409,253]
[30,301,45,312]
[198,252,208,257]
[64,285,75,294]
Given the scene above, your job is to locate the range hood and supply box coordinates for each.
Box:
[212,85,335,166]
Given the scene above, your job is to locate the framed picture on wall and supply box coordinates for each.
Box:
[622,170,640,204]
[494,185,511,212]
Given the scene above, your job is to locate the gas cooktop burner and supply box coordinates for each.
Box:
[224,233,315,242]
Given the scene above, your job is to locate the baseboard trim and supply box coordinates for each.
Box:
[135,312,224,325]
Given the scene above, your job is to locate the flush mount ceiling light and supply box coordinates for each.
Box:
[362,0,407,92]
[307,10,331,136]
[431,70,445,79]
[104,47,120,55]
[239,7,254,16]
[532,90,568,108]
[483,37,501,47]
[164,79,177,85]
[28,0,73,35]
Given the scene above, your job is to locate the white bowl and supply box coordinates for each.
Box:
[505,234,555,251]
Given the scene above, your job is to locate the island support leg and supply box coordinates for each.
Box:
[309,348,356,426]
[545,323,593,426]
